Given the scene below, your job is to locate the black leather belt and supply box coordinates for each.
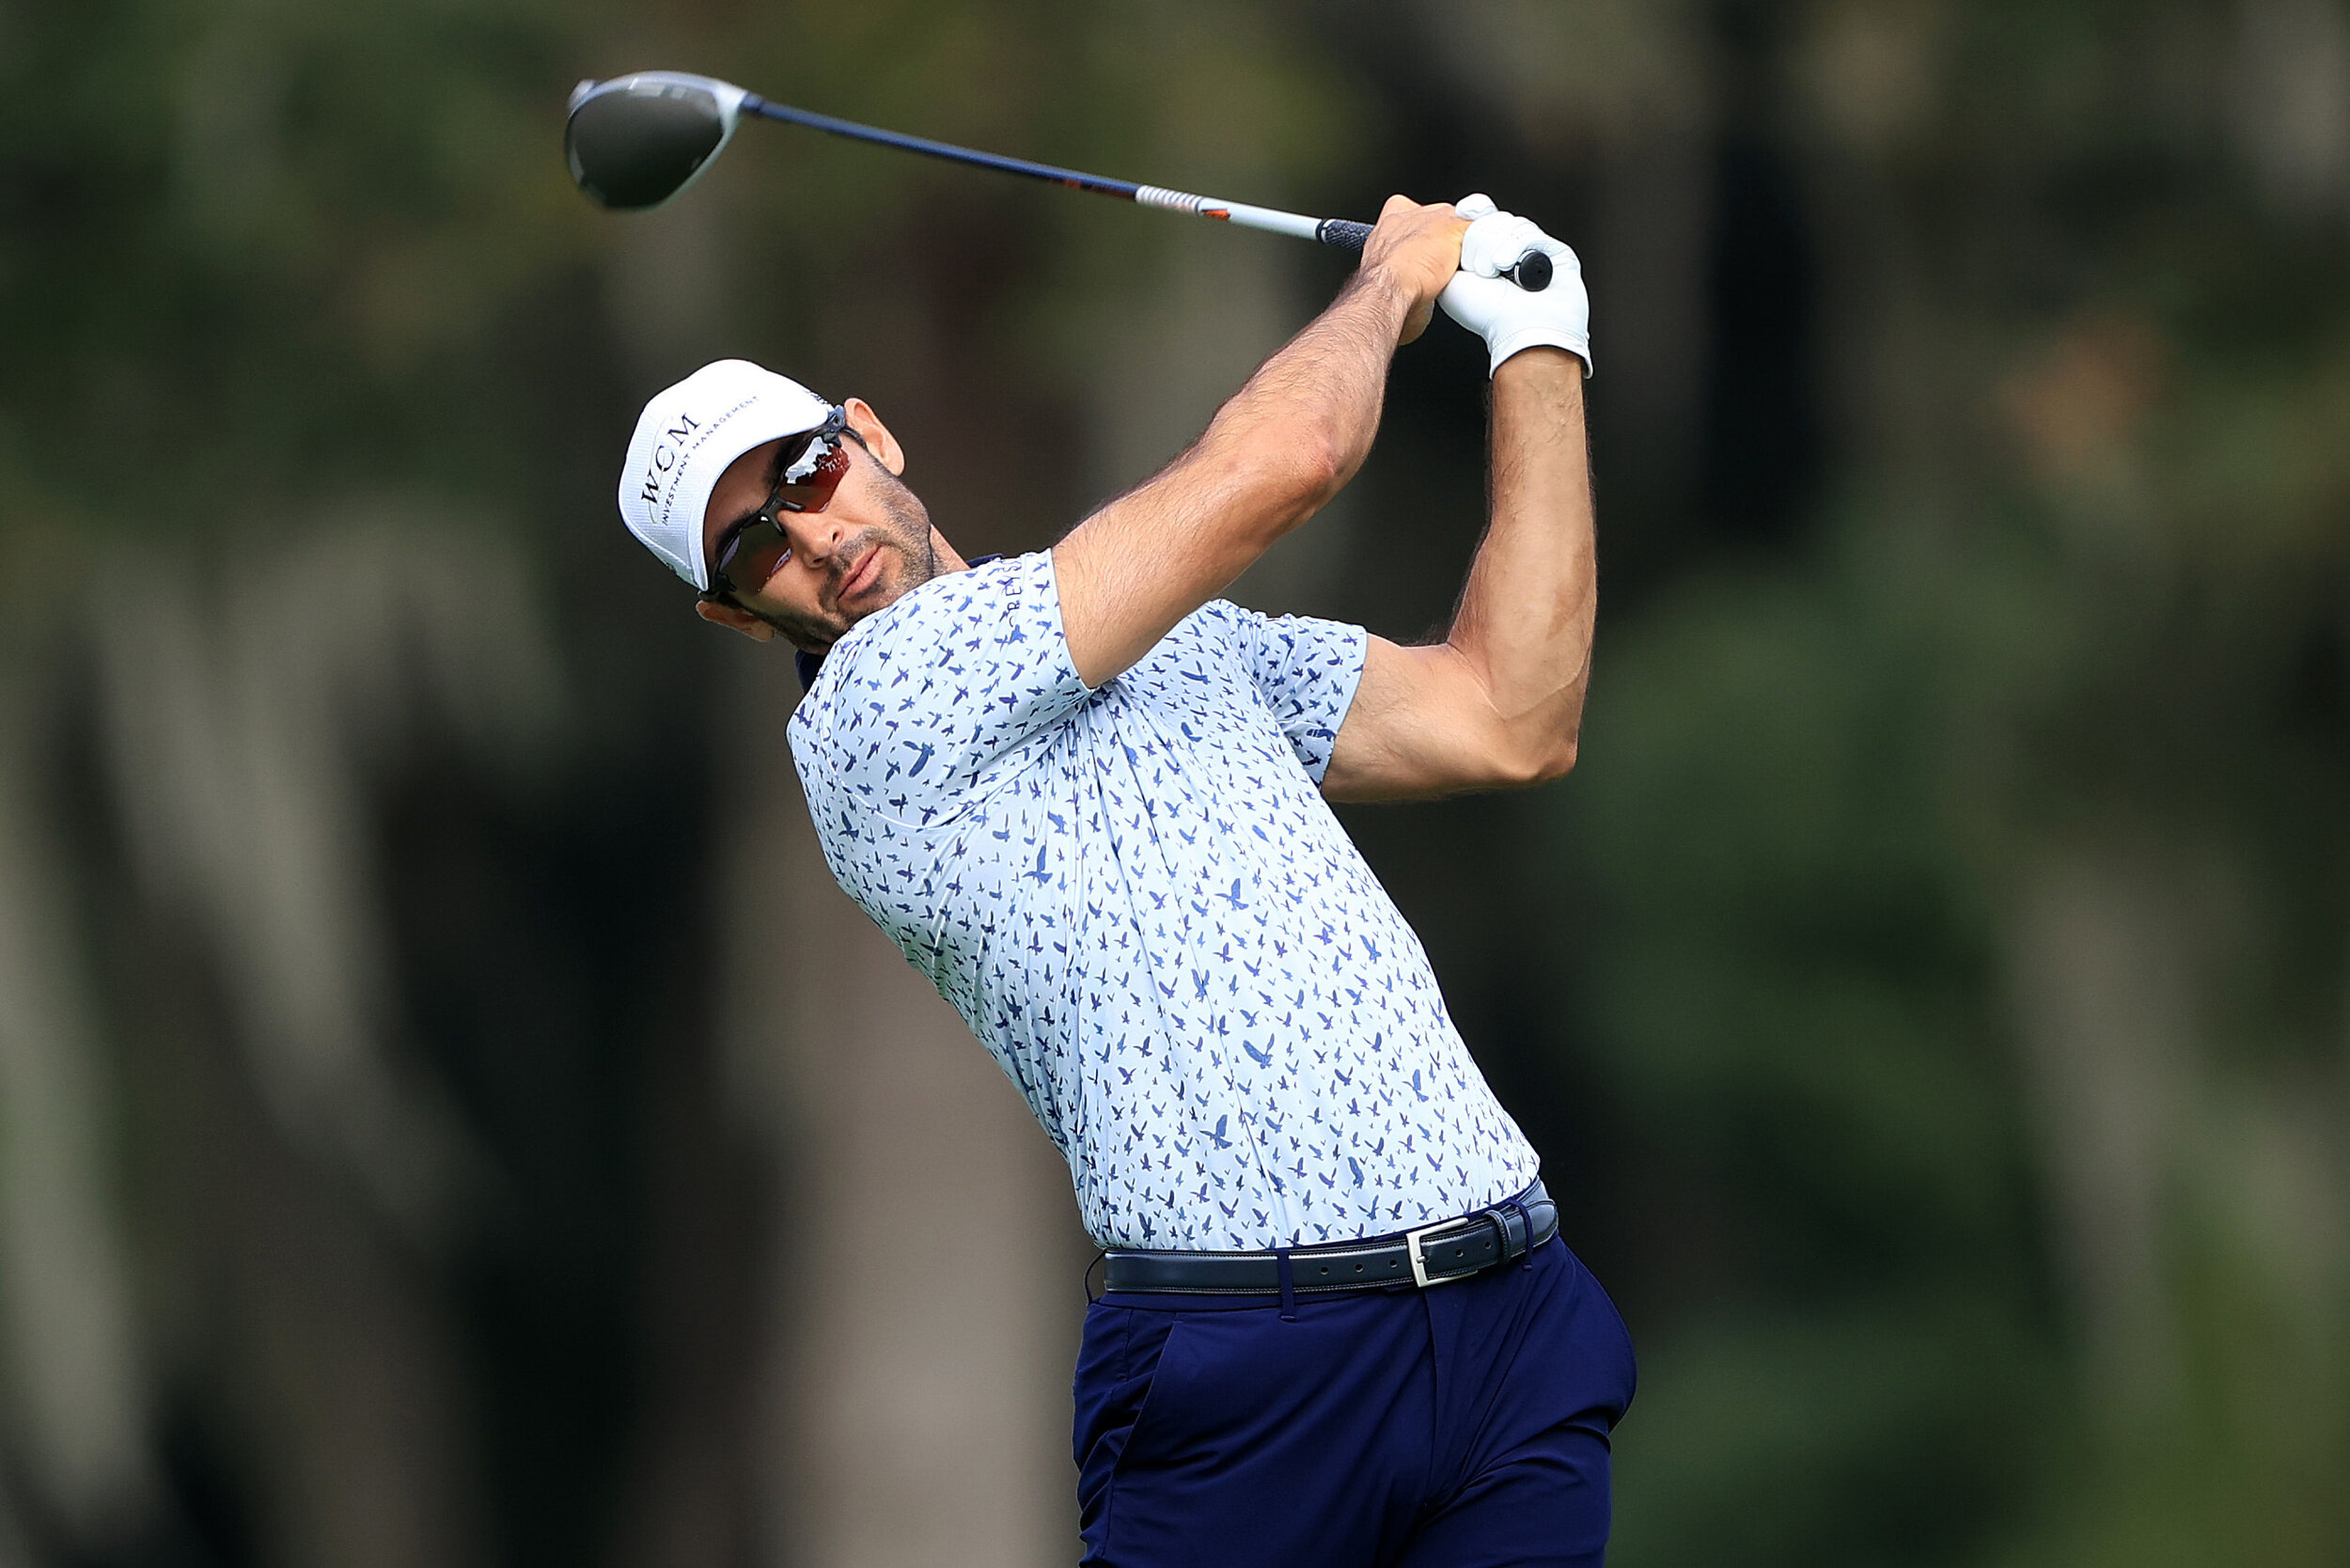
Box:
[1102,1182,1556,1297]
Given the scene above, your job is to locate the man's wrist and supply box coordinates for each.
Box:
[1345,262,1421,343]
[1486,329,1592,379]
[1493,343,1588,386]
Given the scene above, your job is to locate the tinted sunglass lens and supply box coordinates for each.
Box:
[720,519,791,593]
[713,425,854,593]
[776,437,851,510]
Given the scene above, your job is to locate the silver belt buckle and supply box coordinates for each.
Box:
[1404,1220,1469,1289]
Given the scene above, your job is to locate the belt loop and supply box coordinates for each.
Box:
[1084,1249,1107,1304]
[1505,1201,1533,1270]
[1276,1248,1297,1321]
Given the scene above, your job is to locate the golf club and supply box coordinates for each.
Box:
[564,71,1555,292]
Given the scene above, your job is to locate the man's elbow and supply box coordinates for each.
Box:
[1530,735,1580,784]
[1483,731,1578,790]
[1193,436,1346,555]
[1276,437,1348,518]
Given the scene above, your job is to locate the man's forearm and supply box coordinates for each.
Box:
[1189,266,1415,511]
[1444,348,1596,771]
[1051,197,1464,690]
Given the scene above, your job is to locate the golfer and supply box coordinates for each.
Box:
[618,195,1630,1566]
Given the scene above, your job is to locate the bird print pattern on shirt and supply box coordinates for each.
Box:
[790,551,1539,1250]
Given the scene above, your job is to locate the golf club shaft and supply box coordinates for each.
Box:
[742,95,1372,252]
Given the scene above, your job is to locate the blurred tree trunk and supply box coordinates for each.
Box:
[714,650,1089,1568]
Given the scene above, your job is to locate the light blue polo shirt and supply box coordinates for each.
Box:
[789,550,1539,1250]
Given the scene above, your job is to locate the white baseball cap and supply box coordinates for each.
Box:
[618,359,833,592]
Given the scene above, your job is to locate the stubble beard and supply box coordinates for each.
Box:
[745,470,939,654]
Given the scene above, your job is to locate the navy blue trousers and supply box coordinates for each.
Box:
[1073,1237,1636,1567]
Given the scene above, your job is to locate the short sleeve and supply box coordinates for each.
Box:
[1236,607,1368,783]
[790,551,1092,823]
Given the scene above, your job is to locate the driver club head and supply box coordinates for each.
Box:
[565,71,749,211]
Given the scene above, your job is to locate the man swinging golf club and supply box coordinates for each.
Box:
[618,194,1631,1566]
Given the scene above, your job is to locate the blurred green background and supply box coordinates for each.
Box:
[3,0,2346,1564]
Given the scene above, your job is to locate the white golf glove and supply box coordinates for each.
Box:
[1438,194,1590,377]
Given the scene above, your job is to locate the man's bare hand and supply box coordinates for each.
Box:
[1359,195,1469,345]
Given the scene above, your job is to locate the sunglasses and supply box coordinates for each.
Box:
[706,407,856,598]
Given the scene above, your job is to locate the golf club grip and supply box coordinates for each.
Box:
[1312,219,1553,291]
[1316,218,1373,252]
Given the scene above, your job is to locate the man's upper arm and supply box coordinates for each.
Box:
[1052,437,1338,690]
[1234,606,1369,783]
[1321,635,1580,801]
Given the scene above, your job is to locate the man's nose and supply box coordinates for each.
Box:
[782,508,848,563]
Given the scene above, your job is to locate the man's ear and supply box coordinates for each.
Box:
[695,598,781,642]
[842,397,906,477]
